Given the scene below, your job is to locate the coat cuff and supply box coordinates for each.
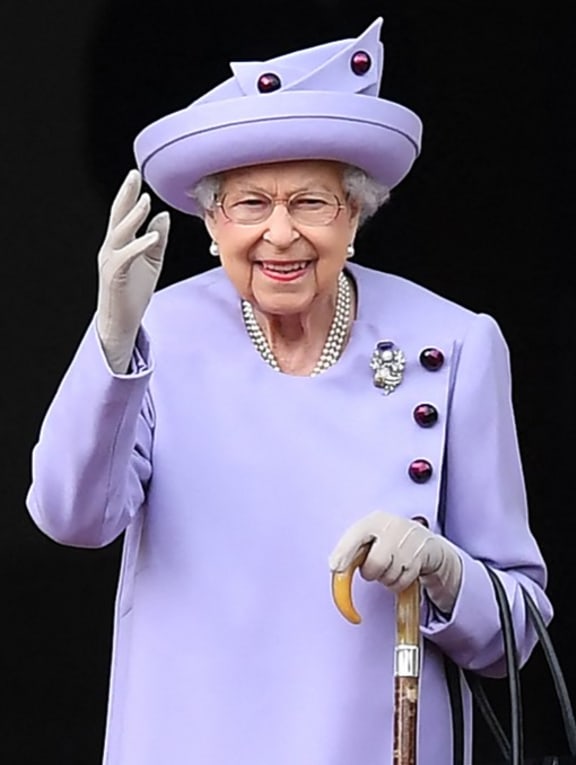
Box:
[95,324,154,378]
[420,551,498,667]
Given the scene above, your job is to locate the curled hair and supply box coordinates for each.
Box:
[188,163,390,225]
[341,165,390,224]
[189,174,222,214]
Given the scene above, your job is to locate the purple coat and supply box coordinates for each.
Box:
[27,262,552,764]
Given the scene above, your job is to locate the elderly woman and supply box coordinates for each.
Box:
[26,17,551,765]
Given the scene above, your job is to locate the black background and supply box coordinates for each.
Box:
[2,1,574,762]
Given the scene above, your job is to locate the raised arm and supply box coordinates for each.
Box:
[27,170,170,547]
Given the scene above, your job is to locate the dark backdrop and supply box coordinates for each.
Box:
[2,1,574,762]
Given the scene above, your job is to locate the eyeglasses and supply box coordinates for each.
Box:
[216,190,346,226]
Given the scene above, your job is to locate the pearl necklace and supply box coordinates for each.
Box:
[241,271,352,376]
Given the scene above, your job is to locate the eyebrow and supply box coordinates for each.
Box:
[226,182,339,195]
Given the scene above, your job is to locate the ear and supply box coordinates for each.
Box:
[347,202,361,239]
[203,210,218,241]
[346,197,361,224]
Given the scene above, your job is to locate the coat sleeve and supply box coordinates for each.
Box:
[26,321,154,548]
[420,312,553,677]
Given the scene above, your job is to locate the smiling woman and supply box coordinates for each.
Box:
[190,159,390,375]
[202,160,362,375]
[25,16,552,765]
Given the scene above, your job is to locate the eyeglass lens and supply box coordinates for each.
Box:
[221,191,342,225]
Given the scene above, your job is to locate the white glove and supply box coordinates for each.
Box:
[329,511,463,614]
[96,169,170,373]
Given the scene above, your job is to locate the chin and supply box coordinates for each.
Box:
[253,291,314,317]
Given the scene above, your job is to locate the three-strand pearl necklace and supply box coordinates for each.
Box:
[241,271,353,376]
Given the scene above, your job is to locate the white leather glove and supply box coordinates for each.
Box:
[96,169,170,373]
[329,511,463,614]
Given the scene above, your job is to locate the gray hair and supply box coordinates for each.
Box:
[188,163,390,225]
[341,165,390,224]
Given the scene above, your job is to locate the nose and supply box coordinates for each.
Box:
[263,203,300,248]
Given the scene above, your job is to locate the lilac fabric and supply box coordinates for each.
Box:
[134,18,423,216]
[27,263,552,764]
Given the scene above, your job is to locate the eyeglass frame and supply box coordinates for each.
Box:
[214,189,347,226]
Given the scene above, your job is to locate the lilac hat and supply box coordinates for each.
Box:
[134,17,422,217]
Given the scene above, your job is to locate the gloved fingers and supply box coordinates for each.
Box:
[108,169,143,232]
[358,536,394,581]
[393,523,443,576]
[359,522,430,585]
[108,193,152,250]
[396,525,430,561]
[382,565,420,595]
[144,212,171,265]
[110,231,161,274]
[329,528,376,573]
[329,510,396,572]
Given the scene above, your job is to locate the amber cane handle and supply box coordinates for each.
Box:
[331,545,371,624]
[393,579,421,765]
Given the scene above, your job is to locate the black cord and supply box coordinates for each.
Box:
[445,655,465,765]
[485,567,524,765]
[451,578,576,764]
[523,589,576,756]
[465,669,512,761]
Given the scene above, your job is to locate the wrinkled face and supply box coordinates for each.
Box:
[204,160,359,316]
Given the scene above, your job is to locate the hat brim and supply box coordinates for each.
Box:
[134,91,422,216]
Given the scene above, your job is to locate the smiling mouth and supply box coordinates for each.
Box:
[258,260,310,273]
[255,260,313,282]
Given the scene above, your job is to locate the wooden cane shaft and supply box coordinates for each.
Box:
[394,580,421,765]
[396,580,420,645]
[393,676,419,765]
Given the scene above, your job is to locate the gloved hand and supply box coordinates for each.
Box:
[96,169,170,373]
[329,510,463,614]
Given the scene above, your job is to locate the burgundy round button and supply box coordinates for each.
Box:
[408,459,433,483]
[419,347,444,371]
[350,50,371,75]
[257,72,282,93]
[413,403,438,428]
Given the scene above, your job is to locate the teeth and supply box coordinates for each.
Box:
[262,262,308,272]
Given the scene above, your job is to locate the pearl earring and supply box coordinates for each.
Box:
[209,241,220,257]
[346,243,355,259]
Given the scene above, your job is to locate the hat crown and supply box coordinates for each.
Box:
[195,17,384,105]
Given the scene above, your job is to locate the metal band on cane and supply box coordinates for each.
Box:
[395,645,420,678]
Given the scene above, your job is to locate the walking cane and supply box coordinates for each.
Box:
[332,547,421,765]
